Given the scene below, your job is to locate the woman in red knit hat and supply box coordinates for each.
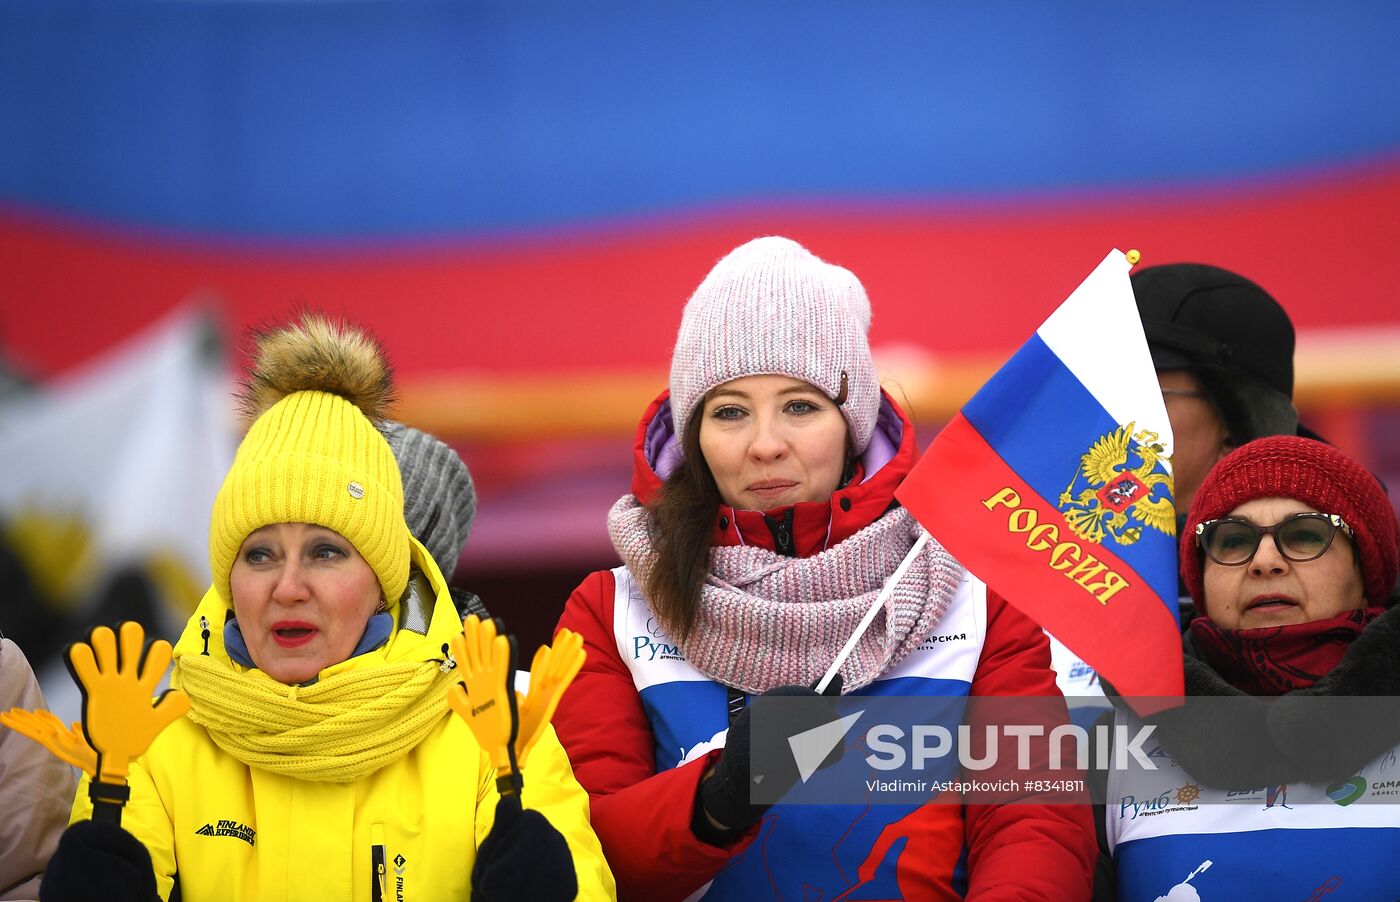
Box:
[1101,435,1400,900]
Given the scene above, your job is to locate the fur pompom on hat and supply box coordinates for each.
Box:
[668,236,880,452]
[209,314,410,608]
[1182,436,1399,611]
[384,421,476,578]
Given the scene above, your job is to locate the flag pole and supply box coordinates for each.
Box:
[815,530,931,694]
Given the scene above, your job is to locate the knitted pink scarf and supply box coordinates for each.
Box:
[608,497,964,693]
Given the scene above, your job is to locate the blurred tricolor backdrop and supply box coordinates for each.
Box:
[3,1,1400,680]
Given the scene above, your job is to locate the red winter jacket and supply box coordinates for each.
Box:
[553,391,1096,900]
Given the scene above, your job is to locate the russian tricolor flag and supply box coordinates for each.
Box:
[897,250,1185,702]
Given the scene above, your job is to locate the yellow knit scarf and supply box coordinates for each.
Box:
[173,652,454,783]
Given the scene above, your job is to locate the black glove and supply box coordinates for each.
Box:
[472,794,577,902]
[39,819,159,902]
[697,675,844,838]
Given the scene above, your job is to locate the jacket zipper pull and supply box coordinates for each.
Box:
[766,509,796,556]
[372,843,386,902]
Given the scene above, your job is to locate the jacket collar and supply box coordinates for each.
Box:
[628,389,918,558]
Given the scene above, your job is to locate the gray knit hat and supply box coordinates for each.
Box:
[669,236,880,452]
[383,422,476,578]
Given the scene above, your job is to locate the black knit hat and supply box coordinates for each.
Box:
[1131,263,1295,398]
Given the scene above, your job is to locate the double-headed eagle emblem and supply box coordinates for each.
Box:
[1058,423,1175,546]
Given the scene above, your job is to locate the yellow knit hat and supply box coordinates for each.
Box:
[209,315,410,608]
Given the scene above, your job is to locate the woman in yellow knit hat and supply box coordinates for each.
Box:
[43,314,614,902]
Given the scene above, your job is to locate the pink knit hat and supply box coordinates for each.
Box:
[669,236,880,452]
[1182,435,1400,610]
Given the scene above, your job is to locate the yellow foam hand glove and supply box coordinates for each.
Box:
[65,621,190,787]
[514,629,585,769]
[0,707,98,774]
[447,615,521,793]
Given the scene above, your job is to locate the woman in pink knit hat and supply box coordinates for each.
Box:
[551,236,1096,900]
[1101,435,1400,899]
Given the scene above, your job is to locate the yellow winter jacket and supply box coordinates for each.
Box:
[72,539,614,901]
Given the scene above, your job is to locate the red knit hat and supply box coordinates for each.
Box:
[1182,435,1399,611]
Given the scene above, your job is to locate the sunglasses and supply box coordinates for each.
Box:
[1195,512,1354,566]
